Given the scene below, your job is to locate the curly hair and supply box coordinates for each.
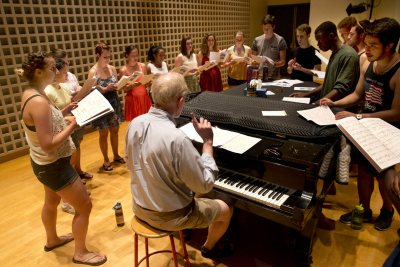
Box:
[17,51,50,82]
[200,33,217,55]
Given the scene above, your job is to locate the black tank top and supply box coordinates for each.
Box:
[364,60,400,113]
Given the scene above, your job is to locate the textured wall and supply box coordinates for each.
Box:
[0,0,250,161]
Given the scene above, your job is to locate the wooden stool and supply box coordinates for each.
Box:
[131,216,191,267]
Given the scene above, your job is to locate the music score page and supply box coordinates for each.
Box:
[180,123,261,154]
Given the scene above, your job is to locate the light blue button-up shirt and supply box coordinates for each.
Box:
[126,107,218,212]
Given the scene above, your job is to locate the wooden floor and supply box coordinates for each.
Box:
[0,121,399,267]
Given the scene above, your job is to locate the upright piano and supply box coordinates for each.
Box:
[179,91,341,264]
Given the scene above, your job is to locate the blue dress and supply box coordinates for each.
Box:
[92,74,123,129]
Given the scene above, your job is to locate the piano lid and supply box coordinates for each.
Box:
[181,92,340,141]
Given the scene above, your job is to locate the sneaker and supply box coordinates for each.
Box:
[339,208,372,225]
[374,208,394,231]
[201,246,221,259]
[61,202,75,214]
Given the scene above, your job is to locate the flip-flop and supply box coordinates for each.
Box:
[102,163,113,171]
[72,252,107,266]
[79,172,93,179]
[44,233,74,252]
[113,157,126,164]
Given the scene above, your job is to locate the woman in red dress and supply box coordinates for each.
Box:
[198,33,223,92]
[118,45,152,121]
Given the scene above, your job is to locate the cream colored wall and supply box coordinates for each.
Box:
[309,0,400,65]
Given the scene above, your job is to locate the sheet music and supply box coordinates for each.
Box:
[315,51,329,65]
[221,133,261,154]
[336,117,400,171]
[297,105,336,126]
[179,123,261,154]
[311,70,326,79]
[282,97,310,104]
[209,52,220,62]
[71,89,114,126]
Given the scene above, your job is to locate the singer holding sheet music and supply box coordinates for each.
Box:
[118,45,152,121]
[320,18,400,232]
[174,36,201,93]
[252,14,287,80]
[198,33,223,92]
[225,31,252,86]
[17,51,107,266]
[88,41,124,172]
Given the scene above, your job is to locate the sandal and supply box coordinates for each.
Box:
[113,157,126,164]
[102,162,113,171]
[79,172,93,179]
[72,252,107,266]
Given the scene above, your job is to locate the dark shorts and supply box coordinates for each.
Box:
[31,156,78,192]
[351,144,380,177]
[71,127,85,148]
[133,198,221,232]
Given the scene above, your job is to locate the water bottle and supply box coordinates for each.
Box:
[351,204,364,230]
[113,202,125,227]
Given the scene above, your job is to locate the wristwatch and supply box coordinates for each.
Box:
[356,114,362,120]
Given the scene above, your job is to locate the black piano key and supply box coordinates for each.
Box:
[263,185,276,196]
[258,182,272,195]
[229,174,242,186]
[252,181,264,193]
[239,177,255,188]
[236,177,251,188]
[269,186,282,198]
[245,180,257,191]
[276,188,289,201]
[272,187,285,199]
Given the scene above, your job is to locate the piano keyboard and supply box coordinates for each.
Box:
[214,168,296,210]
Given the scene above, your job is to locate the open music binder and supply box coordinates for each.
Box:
[336,117,400,172]
[71,89,114,126]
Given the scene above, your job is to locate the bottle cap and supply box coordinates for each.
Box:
[355,204,364,212]
[113,202,121,210]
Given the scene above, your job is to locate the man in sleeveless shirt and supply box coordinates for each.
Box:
[320,17,400,231]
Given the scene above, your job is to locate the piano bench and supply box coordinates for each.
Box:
[131,216,191,267]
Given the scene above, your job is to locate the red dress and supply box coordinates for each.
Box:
[199,55,223,92]
[123,63,152,121]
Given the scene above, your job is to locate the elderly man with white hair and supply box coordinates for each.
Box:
[125,72,233,258]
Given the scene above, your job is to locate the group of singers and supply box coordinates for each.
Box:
[17,12,400,266]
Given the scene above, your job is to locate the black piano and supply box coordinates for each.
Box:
[179,90,341,264]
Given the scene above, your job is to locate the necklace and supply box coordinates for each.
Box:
[374,54,400,75]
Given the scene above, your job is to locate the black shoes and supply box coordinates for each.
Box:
[200,237,235,259]
[375,208,394,231]
[339,207,394,231]
[339,208,373,225]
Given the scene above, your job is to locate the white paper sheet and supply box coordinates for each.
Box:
[297,105,336,125]
[261,110,287,116]
[293,86,316,91]
[179,123,261,154]
[315,51,329,65]
[282,97,310,104]
[311,70,326,79]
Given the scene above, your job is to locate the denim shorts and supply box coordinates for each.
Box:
[31,156,78,192]
[133,198,221,231]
